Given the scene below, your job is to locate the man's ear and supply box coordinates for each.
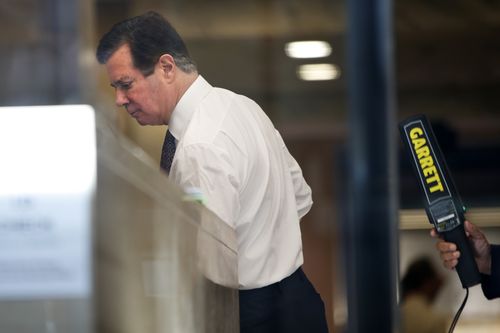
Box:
[158,54,175,79]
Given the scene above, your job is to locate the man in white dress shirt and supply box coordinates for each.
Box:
[97,11,329,333]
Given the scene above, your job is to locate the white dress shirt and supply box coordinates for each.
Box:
[168,75,313,289]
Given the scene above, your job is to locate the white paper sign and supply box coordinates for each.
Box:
[0,105,96,299]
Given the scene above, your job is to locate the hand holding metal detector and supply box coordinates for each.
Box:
[399,115,481,288]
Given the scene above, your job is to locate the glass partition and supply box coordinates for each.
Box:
[94,113,239,333]
[0,108,239,333]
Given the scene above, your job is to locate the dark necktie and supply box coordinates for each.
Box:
[160,130,176,173]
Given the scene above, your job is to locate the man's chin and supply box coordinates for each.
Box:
[135,118,161,126]
[136,118,148,126]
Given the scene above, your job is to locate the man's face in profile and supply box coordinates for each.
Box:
[105,44,171,126]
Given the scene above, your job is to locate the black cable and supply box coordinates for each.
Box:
[448,287,469,333]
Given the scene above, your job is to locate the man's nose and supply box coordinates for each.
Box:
[115,90,129,107]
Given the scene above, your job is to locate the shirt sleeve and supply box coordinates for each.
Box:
[171,142,240,228]
[275,130,313,219]
[481,244,500,300]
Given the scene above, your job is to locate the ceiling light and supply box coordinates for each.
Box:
[297,63,341,81]
[285,41,332,59]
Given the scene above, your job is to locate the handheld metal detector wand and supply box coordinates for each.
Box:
[399,114,481,332]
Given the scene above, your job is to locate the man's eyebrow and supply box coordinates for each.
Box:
[110,77,134,88]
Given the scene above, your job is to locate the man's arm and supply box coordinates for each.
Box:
[171,143,240,228]
[481,244,500,299]
[275,130,312,219]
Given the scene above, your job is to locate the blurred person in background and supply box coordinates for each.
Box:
[400,256,448,333]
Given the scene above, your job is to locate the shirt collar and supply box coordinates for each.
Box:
[168,75,212,141]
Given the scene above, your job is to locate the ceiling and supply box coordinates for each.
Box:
[105,0,500,107]
[2,0,499,130]
[95,0,500,145]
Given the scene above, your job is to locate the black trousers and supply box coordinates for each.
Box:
[239,267,329,333]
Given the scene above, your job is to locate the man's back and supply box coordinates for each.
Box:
[170,77,312,288]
